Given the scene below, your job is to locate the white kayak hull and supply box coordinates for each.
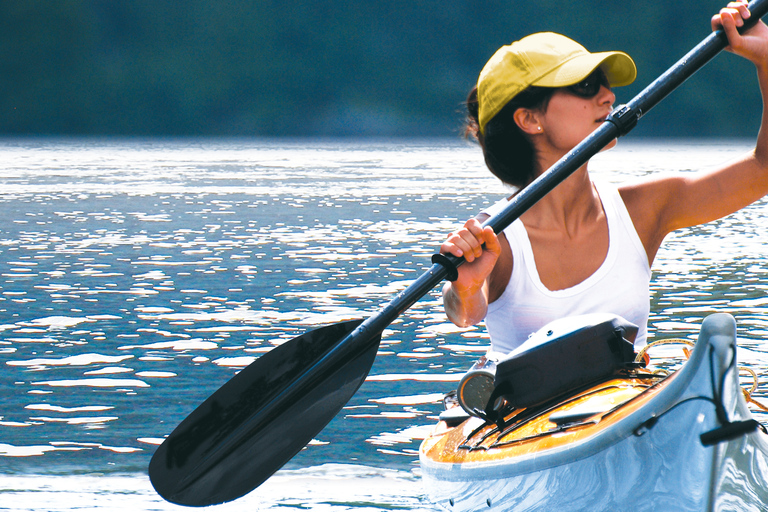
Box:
[419,314,768,511]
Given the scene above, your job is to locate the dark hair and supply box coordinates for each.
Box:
[465,86,555,188]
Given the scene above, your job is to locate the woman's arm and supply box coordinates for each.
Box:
[622,1,768,262]
[440,217,502,327]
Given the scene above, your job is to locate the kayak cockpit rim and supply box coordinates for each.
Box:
[456,371,665,452]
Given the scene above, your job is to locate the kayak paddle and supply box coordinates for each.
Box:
[149,0,768,505]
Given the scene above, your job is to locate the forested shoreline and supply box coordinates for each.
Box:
[0,1,760,137]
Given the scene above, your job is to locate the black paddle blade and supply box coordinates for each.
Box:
[148,318,380,507]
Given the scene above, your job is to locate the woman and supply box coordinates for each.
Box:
[441,1,768,353]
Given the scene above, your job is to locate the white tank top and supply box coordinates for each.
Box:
[482,182,651,353]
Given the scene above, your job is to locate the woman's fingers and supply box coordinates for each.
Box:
[712,0,747,33]
[478,225,501,258]
[711,0,768,64]
[463,219,488,261]
[441,219,487,261]
[730,0,751,21]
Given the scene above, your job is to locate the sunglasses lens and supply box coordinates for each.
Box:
[567,69,609,98]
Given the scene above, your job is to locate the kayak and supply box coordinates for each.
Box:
[418,313,768,511]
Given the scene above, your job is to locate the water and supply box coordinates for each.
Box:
[1,138,768,511]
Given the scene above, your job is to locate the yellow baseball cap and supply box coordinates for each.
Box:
[477,32,637,134]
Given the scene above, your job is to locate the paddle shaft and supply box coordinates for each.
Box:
[283,1,768,474]
[291,0,768,458]
[151,2,768,506]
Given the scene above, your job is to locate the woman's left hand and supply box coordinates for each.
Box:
[712,0,768,68]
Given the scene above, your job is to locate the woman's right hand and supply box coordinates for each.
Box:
[440,218,502,295]
[712,0,768,68]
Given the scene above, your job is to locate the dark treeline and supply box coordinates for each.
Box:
[0,1,761,138]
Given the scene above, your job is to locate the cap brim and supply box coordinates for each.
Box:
[533,51,636,88]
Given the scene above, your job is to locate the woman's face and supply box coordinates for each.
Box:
[537,81,617,156]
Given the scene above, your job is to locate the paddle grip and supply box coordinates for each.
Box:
[431,253,460,281]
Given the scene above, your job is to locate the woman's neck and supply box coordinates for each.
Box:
[520,165,602,236]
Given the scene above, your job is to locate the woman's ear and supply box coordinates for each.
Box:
[513,108,542,135]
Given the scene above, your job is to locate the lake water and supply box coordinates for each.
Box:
[1,138,768,511]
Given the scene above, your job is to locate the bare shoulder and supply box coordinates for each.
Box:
[617,175,685,216]
[617,175,687,262]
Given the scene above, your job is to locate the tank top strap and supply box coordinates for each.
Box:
[593,181,649,269]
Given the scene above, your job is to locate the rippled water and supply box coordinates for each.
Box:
[1,138,768,511]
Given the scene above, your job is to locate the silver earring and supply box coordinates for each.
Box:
[537,126,542,132]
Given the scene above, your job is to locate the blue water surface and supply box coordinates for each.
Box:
[1,138,768,511]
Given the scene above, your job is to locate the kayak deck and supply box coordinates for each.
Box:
[421,373,663,465]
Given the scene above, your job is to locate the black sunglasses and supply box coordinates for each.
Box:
[565,69,611,98]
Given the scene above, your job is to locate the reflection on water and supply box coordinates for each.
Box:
[1,138,768,510]
[0,465,436,512]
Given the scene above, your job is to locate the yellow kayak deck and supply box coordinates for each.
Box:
[421,372,668,465]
